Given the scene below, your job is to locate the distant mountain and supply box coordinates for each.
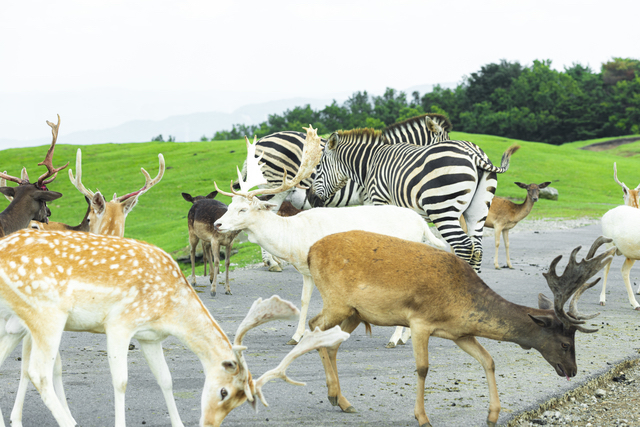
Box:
[0,83,457,151]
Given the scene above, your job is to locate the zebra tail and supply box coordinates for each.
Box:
[497,144,521,173]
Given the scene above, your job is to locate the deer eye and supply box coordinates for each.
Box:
[239,208,247,213]
[220,388,228,400]
[561,343,570,350]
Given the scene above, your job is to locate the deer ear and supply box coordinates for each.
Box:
[35,190,63,202]
[539,182,551,189]
[207,191,218,199]
[181,193,193,203]
[122,196,139,215]
[528,313,555,329]
[92,192,107,215]
[538,293,553,310]
[514,182,527,189]
[222,360,238,374]
[0,187,15,198]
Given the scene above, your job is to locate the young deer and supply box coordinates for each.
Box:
[308,231,614,427]
[0,115,67,237]
[182,191,241,296]
[0,228,349,427]
[214,126,446,345]
[485,181,551,269]
[68,148,165,236]
[599,163,640,308]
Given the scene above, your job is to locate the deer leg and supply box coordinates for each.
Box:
[209,239,220,298]
[454,336,500,426]
[288,275,314,345]
[202,241,209,278]
[188,233,199,285]
[386,326,404,348]
[621,258,640,310]
[493,225,502,270]
[27,325,76,427]
[105,328,133,427]
[410,326,433,427]
[599,257,613,306]
[0,324,26,427]
[311,312,360,413]
[224,244,232,295]
[138,340,185,427]
[502,229,513,269]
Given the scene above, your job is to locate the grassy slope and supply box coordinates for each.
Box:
[1,132,638,272]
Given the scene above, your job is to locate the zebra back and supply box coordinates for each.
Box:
[382,113,452,146]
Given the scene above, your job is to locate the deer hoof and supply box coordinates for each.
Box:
[343,406,357,413]
[634,306,640,311]
[286,338,299,345]
[420,423,433,427]
[328,396,338,406]
[210,289,216,298]
[398,338,406,345]
[494,265,501,270]
[486,421,497,427]
[599,301,606,306]
[225,290,232,295]
[268,265,283,272]
[385,342,396,349]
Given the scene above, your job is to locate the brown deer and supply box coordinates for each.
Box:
[0,228,349,427]
[307,231,614,427]
[68,148,165,236]
[484,181,551,269]
[182,191,241,296]
[0,115,67,237]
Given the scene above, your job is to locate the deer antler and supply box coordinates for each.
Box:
[37,115,69,188]
[253,326,350,407]
[69,149,95,199]
[231,296,300,402]
[543,236,615,333]
[215,125,322,200]
[114,153,165,202]
[0,166,30,187]
[236,135,268,192]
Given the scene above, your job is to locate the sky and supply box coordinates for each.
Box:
[0,0,637,145]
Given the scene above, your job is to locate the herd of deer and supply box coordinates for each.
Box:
[0,116,637,427]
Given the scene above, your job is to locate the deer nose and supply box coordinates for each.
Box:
[214,222,221,231]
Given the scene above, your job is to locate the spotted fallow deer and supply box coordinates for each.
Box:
[182,191,241,296]
[68,148,165,237]
[307,231,614,427]
[599,163,640,309]
[0,228,349,427]
[484,181,551,269]
[213,126,446,345]
[0,115,67,237]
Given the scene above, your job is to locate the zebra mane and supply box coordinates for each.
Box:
[386,113,453,133]
[335,128,384,139]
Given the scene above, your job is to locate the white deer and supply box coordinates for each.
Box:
[214,126,446,344]
[600,163,640,309]
[0,228,348,427]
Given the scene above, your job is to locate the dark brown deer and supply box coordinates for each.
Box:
[182,191,241,296]
[25,196,92,232]
[307,231,614,427]
[0,115,67,237]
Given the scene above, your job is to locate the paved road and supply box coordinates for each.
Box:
[1,223,639,427]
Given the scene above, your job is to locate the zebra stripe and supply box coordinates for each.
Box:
[383,113,452,145]
[238,131,364,208]
[311,129,519,272]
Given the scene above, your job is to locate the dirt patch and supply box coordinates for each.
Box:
[581,137,640,151]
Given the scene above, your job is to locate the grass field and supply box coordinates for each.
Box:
[1,131,639,274]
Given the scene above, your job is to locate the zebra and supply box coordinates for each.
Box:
[382,113,452,145]
[309,128,520,273]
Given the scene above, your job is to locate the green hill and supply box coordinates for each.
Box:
[1,132,638,274]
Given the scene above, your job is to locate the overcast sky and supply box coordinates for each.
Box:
[1,0,636,144]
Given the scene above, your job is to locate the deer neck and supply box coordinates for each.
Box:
[0,200,38,235]
[511,196,535,223]
[97,203,127,236]
[244,211,306,266]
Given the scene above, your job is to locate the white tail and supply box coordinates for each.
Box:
[0,229,348,427]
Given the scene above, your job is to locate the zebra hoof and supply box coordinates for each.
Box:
[385,342,396,349]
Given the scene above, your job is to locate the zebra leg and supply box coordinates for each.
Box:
[463,171,498,273]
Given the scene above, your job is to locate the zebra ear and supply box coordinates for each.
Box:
[425,116,442,133]
[327,132,340,150]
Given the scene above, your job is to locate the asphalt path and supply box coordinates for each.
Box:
[1,223,639,427]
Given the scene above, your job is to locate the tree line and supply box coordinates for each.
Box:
[208,58,640,145]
